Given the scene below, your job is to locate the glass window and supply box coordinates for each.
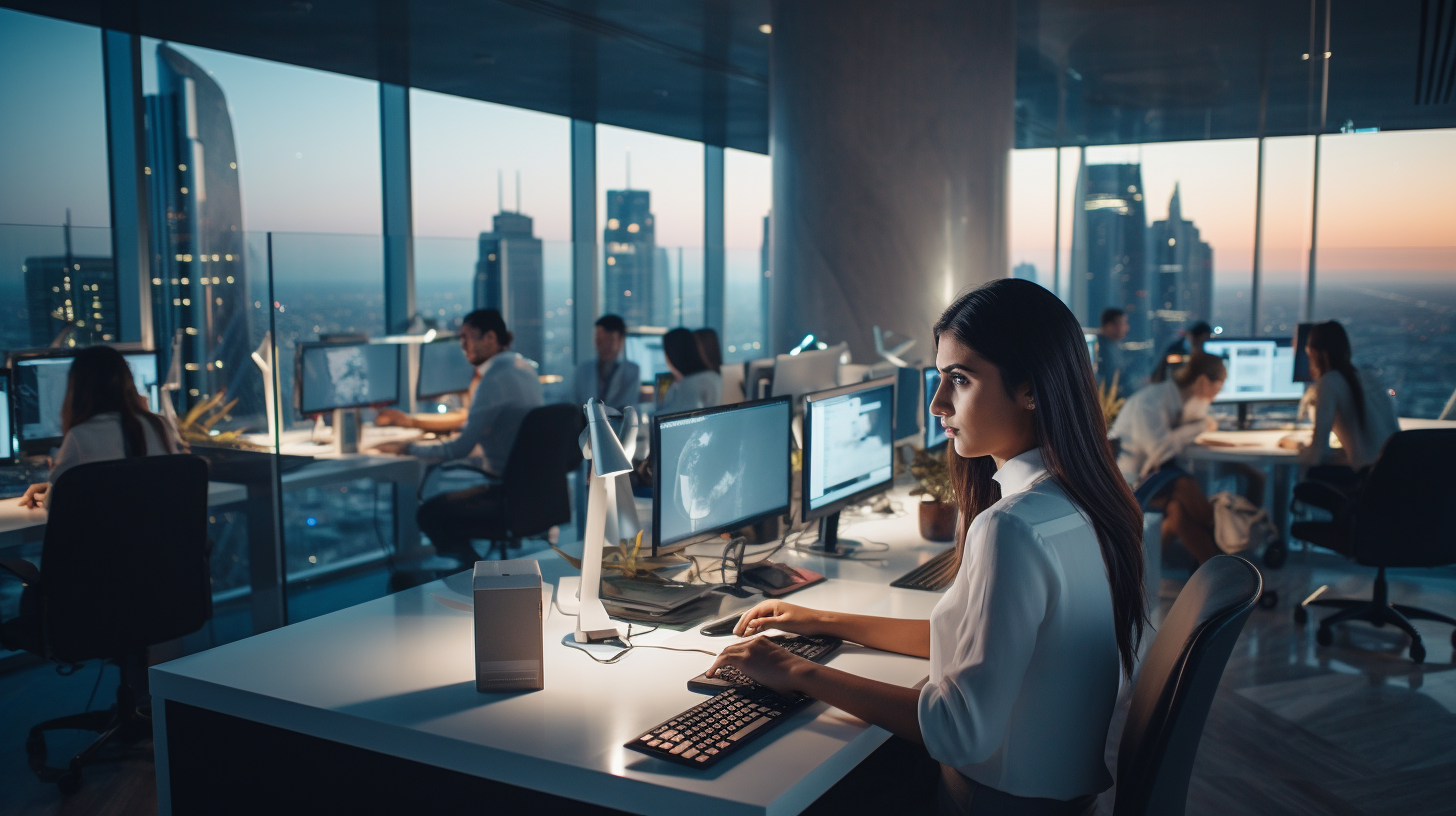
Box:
[0,10,112,358]
[1255,136,1315,338]
[1312,129,1456,419]
[723,147,770,362]
[410,90,572,396]
[596,125,704,330]
[1008,148,1057,291]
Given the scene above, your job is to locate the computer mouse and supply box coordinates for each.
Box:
[701,613,745,637]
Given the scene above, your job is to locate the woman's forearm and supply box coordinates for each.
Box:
[409,412,467,433]
[794,662,924,744]
[817,613,930,659]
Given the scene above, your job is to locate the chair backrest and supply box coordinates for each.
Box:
[500,404,586,538]
[1351,429,1456,568]
[1114,555,1262,816]
[39,455,212,664]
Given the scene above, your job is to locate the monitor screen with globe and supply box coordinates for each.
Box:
[651,396,792,553]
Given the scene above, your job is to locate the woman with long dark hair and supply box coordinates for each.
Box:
[693,327,723,374]
[708,279,1146,813]
[657,327,721,414]
[18,345,179,509]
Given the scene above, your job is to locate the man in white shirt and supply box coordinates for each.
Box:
[572,314,641,410]
[371,309,543,564]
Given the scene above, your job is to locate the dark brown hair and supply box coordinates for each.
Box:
[693,328,722,374]
[61,345,169,457]
[1172,353,1226,389]
[462,308,513,348]
[934,278,1147,677]
[1307,321,1365,428]
[663,328,708,377]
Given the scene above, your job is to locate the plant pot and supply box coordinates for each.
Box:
[919,500,958,542]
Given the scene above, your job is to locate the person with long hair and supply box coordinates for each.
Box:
[707,279,1146,813]
[693,327,723,374]
[1281,321,1399,508]
[17,345,180,510]
[657,327,721,414]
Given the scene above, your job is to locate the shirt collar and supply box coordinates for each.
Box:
[992,447,1048,496]
[482,350,516,374]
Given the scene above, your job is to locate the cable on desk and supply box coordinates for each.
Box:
[560,623,719,665]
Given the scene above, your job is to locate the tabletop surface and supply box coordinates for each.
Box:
[1188,417,1452,462]
[150,487,950,816]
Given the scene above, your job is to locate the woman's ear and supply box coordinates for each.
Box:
[1015,381,1035,411]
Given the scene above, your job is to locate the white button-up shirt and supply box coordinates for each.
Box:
[919,448,1120,800]
[407,350,544,474]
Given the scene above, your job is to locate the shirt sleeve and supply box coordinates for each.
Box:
[1302,374,1341,466]
[918,510,1052,768]
[409,379,505,462]
[48,433,84,485]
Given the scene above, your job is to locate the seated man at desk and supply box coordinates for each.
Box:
[370,309,544,564]
[571,314,640,409]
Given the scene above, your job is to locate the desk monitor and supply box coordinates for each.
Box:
[802,378,896,555]
[0,372,13,465]
[296,341,400,416]
[1292,323,1316,383]
[10,349,161,454]
[893,366,921,443]
[416,336,476,400]
[923,367,947,450]
[1202,338,1305,403]
[744,358,775,401]
[771,344,846,407]
[653,371,675,406]
[1083,331,1100,373]
[625,329,669,387]
[651,396,792,555]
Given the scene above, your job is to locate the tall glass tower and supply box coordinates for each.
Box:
[1148,184,1214,349]
[1070,163,1151,375]
[603,189,656,327]
[474,210,544,365]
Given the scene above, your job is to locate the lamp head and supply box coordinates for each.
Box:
[583,399,633,477]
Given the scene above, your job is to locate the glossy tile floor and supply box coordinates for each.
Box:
[2,551,1454,815]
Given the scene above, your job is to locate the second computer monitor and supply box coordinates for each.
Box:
[771,343,845,405]
[1202,338,1305,403]
[922,367,947,450]
[893,366,921,443]
[297,341,401,415]
[802,379,895,554]
[652,396,792,555]
[11,349,160,454]
[416,337,477,400]
[625,330,669,387]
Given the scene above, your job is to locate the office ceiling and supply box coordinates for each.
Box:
[9,0,1454,152]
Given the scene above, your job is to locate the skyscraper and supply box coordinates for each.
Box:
[1070,163,1150,360]
[1012,262,1039,286]
[474,210,544,365]
[1148,184,1214,350]
[604,189,656,327]
[146,43,255,414]
[23,217,119,347]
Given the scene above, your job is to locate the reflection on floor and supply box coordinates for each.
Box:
[2,550,1454,815]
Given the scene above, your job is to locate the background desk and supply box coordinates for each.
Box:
[149,492,950,816]
[0,481,248,548]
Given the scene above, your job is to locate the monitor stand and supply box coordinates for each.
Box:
[802,511,866,557]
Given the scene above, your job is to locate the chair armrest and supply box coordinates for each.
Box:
[0,557,41,585]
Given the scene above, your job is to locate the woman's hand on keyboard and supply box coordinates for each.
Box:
[733,600,824,638]
[707,636,806,697]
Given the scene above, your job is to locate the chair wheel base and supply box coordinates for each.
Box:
[1411,641,1426,664]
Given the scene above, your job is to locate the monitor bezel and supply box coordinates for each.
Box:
[650,395,792,556]
[1202,336,1305,404]
[922,366,947,451]
[415,334,476,400]
[801,377,897,523]
[0,368,15,465]
[293,340,401,416]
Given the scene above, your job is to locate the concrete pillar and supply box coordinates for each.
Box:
[769,0,1015,363]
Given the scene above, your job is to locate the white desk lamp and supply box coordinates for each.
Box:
[250,331,278,447]
[565,399,635,643]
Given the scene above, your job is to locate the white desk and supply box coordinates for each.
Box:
[0,481,248,544]
[149,490,949,816]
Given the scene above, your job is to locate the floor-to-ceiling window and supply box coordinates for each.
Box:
[723,147,770,362]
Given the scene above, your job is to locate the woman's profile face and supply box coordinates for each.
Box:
[929,336,1035,463]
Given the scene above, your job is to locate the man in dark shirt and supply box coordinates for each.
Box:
[1097,307,1131,395]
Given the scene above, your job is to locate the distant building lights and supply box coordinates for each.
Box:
[759,23,771,33]
[627,223,640,233]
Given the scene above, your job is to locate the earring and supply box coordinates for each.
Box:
[1026,399,1036,410]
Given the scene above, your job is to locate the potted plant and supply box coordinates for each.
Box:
[909,448,958,542]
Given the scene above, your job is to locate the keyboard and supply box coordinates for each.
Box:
[625,684,812,769]
[890,547,959,591]
[686,634,842,693]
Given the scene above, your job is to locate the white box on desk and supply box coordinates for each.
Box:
[472,560,544,692]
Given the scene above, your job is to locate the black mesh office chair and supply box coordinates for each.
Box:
[1290,429,1456,664]
[0,455,212,794]
[1114,555,1262,816]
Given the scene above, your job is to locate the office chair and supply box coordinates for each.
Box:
[0,455,212,794]
[1114,555,1262,816]
[1290,429,1456,664]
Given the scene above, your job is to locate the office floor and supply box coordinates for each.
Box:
[2,551,1454,816]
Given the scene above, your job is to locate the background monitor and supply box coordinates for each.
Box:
[802,379,895,554]
[1292,322,1316,383]
[1083,331,1099,372]
[651,396,792,554]
[653,371,675,405]
[296,341,401,415]
[416,336,476,400]
[771,343,845,405]
[744,358,775,401]
[11,349,160,453]
[923,367,947,450]
[625,329,668,387]
[1202,337,1305,403]
[893,366,921,443]
[0,372,13,465]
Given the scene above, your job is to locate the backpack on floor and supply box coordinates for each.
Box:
[1210,492,1277,554]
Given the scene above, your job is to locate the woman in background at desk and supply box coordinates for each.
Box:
[18,346,180,510]
[709,279,1147,815]
[1281,320,1398,506]
[657,327,721,414]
